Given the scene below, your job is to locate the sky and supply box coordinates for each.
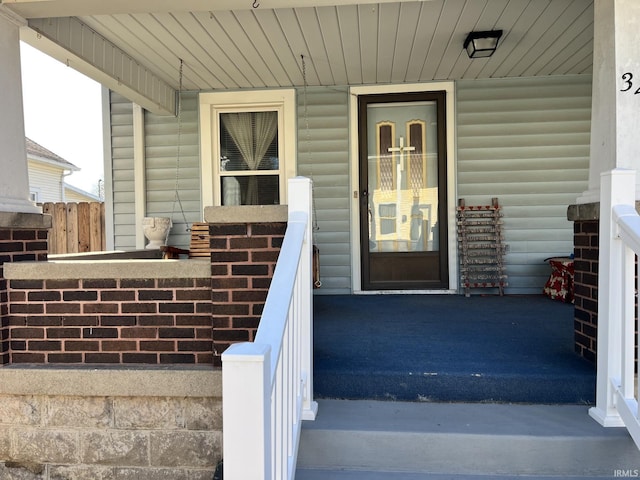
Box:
[20,42,104,196]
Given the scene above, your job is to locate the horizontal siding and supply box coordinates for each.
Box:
[109,91,201,251]
[144,92,201,250]
[297,86,351,294]
[27,161,63,202]
[109,92,135,250]
[456,75,591,294]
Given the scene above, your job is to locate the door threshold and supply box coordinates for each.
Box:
[353,289,458,295]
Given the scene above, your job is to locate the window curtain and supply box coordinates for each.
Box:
[221,111,277,205]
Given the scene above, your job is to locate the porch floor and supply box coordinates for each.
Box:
[312,294,595,404]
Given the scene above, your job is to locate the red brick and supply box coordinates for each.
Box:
[84,303,119,314]
[101,290,135,302]
[159,328,194,338]
[11,327,44,339]
[48,353,83,363]
[159,303,194,314]
[64,340,100,351]
[85,353,120,363]
[138,316,174,326]
[46,279,79,289]
[177,340,211,352]
[120,327,158,338]
[122,353,158,363]
[102,340,138,351]
[29,340,62,351]
[83,279,118,289]
[11,304,44,314]
[12,352,45,363]
[140,340,175,351]
[160,353,195,363]
[47,328,82,339]
[63,316,99,326]
[139,290,174,301]
[47,303,81,314]
[122,303,157,314]
[83,327,118,338]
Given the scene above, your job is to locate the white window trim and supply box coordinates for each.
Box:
[348,82,458,293]
[29,187,41,203]
[199,89,297,207]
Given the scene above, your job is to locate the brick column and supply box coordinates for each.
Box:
[0,212,50,365]
[568,202,638,366]
[572,216,599,363]
[206,206,287,367]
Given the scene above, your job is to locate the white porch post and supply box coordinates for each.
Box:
[222,343,272,480]
[0,8,39,214]
[589,169,635,427]
[578,0,640,203]
[288,177,318,421]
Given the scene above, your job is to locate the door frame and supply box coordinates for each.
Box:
[349,82,458,294]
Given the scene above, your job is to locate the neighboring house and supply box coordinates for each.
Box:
[0,0,629,296]
[26,137,99,203]
[26,137,78,203]
[63,182,101,203]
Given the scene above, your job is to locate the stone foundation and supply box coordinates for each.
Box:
[0,366,222,479]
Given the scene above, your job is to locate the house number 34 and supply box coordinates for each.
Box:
[620,72,640,94]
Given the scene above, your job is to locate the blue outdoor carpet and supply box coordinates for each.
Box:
[312,294,595,404]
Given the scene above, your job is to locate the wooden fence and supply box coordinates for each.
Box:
[41,202,106,255]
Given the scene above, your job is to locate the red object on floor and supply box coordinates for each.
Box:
[543,257,574,303]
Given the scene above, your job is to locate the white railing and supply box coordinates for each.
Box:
[589,168,640,449]
[222,177,319,480]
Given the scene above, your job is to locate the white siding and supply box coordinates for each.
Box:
[297,86,351,294]
[109,91,201,251]
[144,91,201,249]
[64,188,99,203]
[109,92,136,250]
[108,76,590,294]
[456,75,591,294]
[27,161,64,202]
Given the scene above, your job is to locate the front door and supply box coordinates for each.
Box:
[359,91,448,290]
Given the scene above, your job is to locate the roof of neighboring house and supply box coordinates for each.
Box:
[26,137,79,171]
[63,182,101,202]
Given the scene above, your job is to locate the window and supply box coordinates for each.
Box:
[29,189,40,202]
[199,90,296,207]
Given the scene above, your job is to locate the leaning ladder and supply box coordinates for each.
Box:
[456,198,508,297]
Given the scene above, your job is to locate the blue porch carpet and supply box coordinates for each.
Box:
[312,294,596,404]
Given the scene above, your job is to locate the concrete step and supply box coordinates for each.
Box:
[297,399,640,478]
[296,472,614,479]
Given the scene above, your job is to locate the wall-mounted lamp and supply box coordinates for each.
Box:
[463,30,503,58]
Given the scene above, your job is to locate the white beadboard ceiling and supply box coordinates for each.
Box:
[11,0,594,91]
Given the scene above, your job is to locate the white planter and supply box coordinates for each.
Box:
[141,217,172,249]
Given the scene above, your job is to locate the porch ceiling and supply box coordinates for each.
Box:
[9,0,593,93]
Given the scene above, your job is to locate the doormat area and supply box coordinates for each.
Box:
[312,294,595,404]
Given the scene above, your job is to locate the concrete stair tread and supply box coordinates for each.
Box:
[297,400,640,477]
[296,470,617,479]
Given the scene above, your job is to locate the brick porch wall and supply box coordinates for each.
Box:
[7,277,212,364]
[210,222,286,367]
[0,214,50,365]
[3,207,289,367]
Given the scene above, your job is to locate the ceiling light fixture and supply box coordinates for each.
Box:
[463,30,503,59]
